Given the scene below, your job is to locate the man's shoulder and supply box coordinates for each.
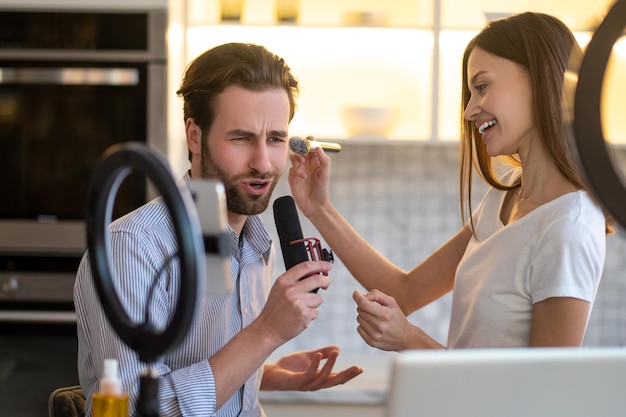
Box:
[112,197,173,235]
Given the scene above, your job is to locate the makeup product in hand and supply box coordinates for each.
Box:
[289,136,342,155]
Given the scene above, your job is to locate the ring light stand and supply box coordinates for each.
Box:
[573,0,626,228]
[86,142,205,417]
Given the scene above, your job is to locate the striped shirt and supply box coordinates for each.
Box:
[74,172,274,416]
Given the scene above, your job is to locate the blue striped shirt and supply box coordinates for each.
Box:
[74,172,274,416]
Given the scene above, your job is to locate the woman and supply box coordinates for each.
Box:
[289,12,610,350]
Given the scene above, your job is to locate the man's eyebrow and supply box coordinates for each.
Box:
[269,129,288,138]
[226,129,288,138]
[226,129,256,136]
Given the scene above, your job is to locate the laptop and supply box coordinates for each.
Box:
[386,347,626,417]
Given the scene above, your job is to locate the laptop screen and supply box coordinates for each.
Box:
[386,347,626,417]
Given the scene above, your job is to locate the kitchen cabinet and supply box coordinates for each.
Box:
[0,0,167,10]
[167,0,624,161]
[170,0,434,146]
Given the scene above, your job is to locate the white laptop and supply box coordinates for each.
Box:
[386,347,626,417]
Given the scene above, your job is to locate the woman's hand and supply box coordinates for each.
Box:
[288,138,332,219]
[261,345,363,391]
[354,289,445,351]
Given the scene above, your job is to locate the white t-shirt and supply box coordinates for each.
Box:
[447,175,606,348]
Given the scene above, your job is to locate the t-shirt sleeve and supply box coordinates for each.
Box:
[529,216,604,303]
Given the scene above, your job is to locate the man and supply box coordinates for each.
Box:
[74,42,362,417]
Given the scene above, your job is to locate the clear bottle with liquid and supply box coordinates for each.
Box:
[92,359,129,417]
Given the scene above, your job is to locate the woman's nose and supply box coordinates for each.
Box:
[464,97,478,121]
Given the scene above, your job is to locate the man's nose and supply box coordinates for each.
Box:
[248,141,272,173]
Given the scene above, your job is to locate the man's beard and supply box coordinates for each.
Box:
[200,144,279,216]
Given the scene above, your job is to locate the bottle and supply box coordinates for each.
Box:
[92,359,129,417]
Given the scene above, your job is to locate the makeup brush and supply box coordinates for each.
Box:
[289,136,342,155]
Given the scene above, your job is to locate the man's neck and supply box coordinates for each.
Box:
[227,211,247,236]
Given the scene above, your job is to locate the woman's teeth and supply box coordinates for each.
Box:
[478,120,497,135]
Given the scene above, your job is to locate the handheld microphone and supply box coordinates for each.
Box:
[289,136,342,155]
[273,196,334,293]
[273,196,309,270]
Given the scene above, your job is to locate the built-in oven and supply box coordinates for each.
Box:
[0,9,167,416]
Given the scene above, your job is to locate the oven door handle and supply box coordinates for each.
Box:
[0,310,76,323]
[0,67,139,85]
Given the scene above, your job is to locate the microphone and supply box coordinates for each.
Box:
[273,196,334,293]
[273,195,309,270]
[289,136,342,155]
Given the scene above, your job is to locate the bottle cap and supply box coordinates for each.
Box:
[99,359,123,395]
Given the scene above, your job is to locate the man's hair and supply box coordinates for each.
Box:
[176,43,299,161]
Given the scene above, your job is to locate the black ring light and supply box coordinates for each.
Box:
[86,142,203,365]
[574,0,626,228]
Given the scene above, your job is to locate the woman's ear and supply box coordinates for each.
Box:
[185,118,202,156]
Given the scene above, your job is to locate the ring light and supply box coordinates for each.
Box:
[86,142,204,365]
[574,0,626,228]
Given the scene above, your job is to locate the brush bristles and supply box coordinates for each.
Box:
[289,136,311,155]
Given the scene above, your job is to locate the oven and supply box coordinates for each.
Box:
[0,9,167,416]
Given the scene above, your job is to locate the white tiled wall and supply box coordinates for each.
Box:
[260,142,626,358]
[585,149,626,347]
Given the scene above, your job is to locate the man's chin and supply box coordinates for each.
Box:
[228,198,271,216]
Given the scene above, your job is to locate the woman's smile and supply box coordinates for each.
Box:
[478,119,497,135]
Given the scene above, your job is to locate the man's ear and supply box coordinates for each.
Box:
[185,118,202,156]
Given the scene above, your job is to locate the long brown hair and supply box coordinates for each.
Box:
[459,12,612,233]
